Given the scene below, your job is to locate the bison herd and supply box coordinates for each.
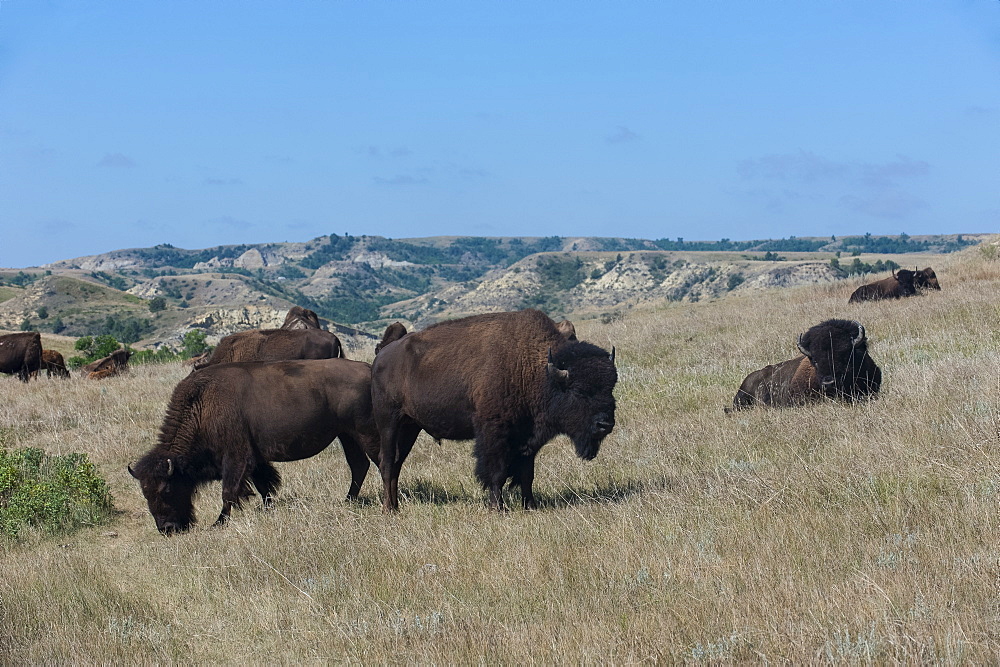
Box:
[0,265,943,534]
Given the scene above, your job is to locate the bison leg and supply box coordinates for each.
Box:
[339,434,371,501]
[215,456,252,526]
[378,421,421,512]
[251,462,281,510]
[510,453,538,510]
[472,423,514,511]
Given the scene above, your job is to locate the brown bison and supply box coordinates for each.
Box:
[84,348,132,379]
[371,309,618,512]
[729,319,881,411]
[129,358,381,534]
[556,319,578,341]
[0,332,42,382]
[41,349,71,379]
[194,328,344,370]
[374,321,408,355]
[281,306,322,330]
[914,267,941,290]
[848,269,917,303]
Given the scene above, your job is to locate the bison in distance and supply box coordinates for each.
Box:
[374,321,408,355]
[129,358,381,534]
[0,332,41,383]
[914,267,941,291]
[280,306,322,330]
[83,348,132,380]
[194,328,345,370]
[848,269,917,303]
[371,309,617,512]
[730,319,881,411]
[41,349,71,379]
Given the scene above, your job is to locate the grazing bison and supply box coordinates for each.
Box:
[374,322,407,355]
[281,306,322,330]
[129,358,381,534]
[195,328,344,370]
[0,332,42,383]
[848,269,917,303]
[729,319,881,411]
[371,308,618,512]
[914,267,941,290]
[41,349,71,379]
[84,348,132,380]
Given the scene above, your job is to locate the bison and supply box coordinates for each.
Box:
[129,358,381,534]
[556,319,578,341]
[41,349,71,379]
[84,348,132,380]
[848,269,917,303]
[194,328,344,370]
[371,309,617,512]
[281,306,322,330]
[0,332,42,383]
[729,319,881,411]
[914,267,941,290]
[374,321,408,355]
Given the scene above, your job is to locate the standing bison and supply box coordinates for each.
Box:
[41,349,71,379]
[371,309,617,512]
[374,322,407,355]
[0,332,42,382]
[848,269,917,303]
[129,358,381,534]
[914,267,941,290]
[281,306,322,330]
[194,328,344,370]
[730,319,881,410]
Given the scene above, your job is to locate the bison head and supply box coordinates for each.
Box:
[128,454,196,535]
[892,269,917,296]
[915,267,940,290]
[797,319,868,397]
[546,342,618,460]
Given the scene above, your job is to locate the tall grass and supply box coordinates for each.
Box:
[1,243,998,661]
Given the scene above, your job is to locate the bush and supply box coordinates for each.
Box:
[148,296,167,312]
[0,447,115,539]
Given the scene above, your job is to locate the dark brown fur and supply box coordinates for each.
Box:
[848,269,917,303]
[84,348,132,379]
[41,349,70,379]
[374,322,408,355]
[730,319,882,410]
[129,358,381,534]
[195,328,345,370]
[556,319,578,341]
[0,332,42,383]
[281,306,322,330]
[914,267,941,290]
[371,309,617,512]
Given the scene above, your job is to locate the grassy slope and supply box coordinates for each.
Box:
[0,242,998,661]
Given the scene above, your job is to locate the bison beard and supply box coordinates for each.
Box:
[129,358,380,534]
[730,318,881,410]
[371,309,617,512]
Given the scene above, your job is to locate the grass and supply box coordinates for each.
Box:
[0,240,999,661]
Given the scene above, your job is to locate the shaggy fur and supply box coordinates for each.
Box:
[280,306,322,330]
[195,328,345,370]
[848,269,917,303]
[0,332,42,383]
[129,358,381,534]
[41,349,70,379]
[371,309,617,512]
[730,318,882,410]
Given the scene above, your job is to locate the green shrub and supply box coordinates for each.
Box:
[0,447,115,539]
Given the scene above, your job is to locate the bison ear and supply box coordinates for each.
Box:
[796,333,810,358]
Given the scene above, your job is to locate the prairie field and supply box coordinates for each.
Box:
[1,242,999,663]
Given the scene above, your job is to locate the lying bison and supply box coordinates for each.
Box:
[41,349,71,379]
[129,358,381,534]
[729,319,881,411]
[371,309,617,512]
[194,328,344,370]
[848,269,917,303]
[374,322,407,355]
[914,267,940,290]
[0,332,41,383]
[84,348,132,380]
[281,306,322,330]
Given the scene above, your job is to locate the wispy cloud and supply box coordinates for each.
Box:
[966,106,999,118]
[41,219,76,233]
[203,178,244,186]
[841,190,927,219]
[205,215,253,231]
[606,126,640,144]
[373,174,428,186]
[97,152,136,168]
[365,145,413,158]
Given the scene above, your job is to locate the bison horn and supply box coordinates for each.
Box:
[796,333,809,358]
[610,346,616,364]
[546,348,570,383]
[127,464,138,479]
[852,321,866,347]
[166,458,174,477]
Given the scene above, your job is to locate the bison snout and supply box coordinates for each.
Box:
[594,418,614,437]
[158,521,187,536]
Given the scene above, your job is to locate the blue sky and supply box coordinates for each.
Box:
[1,1,998,268]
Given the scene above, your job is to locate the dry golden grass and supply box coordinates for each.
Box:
[2,243,999,662]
